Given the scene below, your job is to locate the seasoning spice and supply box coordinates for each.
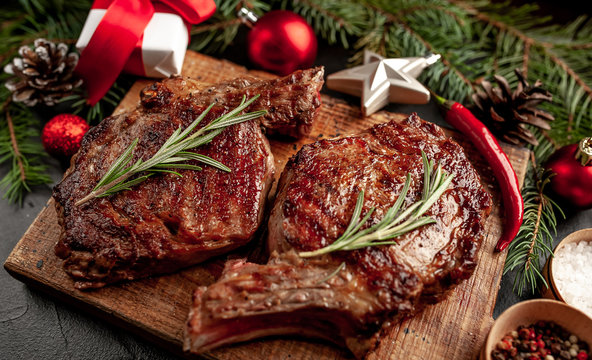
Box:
[553,240,592,318]
[491,321,590,360]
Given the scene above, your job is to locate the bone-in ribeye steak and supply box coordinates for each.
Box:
[53,68,324,289]
[184,113,493,358]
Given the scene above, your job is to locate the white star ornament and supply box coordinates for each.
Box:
[326,51,440,116]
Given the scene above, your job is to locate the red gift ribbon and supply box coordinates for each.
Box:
[75,0,216,105]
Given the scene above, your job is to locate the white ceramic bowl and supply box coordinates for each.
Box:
[542,228,592,304]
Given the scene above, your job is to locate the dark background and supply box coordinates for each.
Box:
[1,1,590,359]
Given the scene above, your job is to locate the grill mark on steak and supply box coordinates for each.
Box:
[185,113,492,358]
[140,68,324,138]
[53,68,324,289]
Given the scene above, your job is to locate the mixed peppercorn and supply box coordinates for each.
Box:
[491,321,589,360]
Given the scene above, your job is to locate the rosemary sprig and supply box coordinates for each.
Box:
[299,152,454,258]
[75,95,266,206]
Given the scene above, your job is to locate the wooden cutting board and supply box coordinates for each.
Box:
[4,51,529,360]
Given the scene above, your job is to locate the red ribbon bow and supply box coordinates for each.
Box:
[75,0,215,105]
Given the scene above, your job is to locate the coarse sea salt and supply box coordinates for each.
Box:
[553,240,592,319]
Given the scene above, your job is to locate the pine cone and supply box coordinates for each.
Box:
[471,69,554,146]
[4,38,83,107]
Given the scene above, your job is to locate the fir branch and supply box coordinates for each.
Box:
[4,100,25,182]
[62,75,135,125]
[454,1,592,98]
[354,1,477,102]
[0,96,51,205]
[189,0,270,54]
[567,43,592,50]
[398,4,466,25]
[284,0,370,48]
[0,0,134,203]
[191,18,243,35]
[504,151,564,295]
[546,52,592,98]
[0,0,90,63]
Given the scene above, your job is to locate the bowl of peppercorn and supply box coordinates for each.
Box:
[481,299,592,360]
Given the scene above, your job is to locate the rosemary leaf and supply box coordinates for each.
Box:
[177,152,231,172]
[317,262,347,285]
[98,174,153,196]
[76,95,266,206]
[299,151,454,258]
[151,164,204,171]
[95,138,138,188]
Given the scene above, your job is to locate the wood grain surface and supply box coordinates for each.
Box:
[4,51,529,360]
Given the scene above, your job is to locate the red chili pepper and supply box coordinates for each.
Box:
[433,94,524,251]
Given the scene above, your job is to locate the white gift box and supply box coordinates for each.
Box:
[76,9,189,78]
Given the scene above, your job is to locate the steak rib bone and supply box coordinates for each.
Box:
[184,252,381,359]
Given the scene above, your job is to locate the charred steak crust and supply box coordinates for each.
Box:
[53,68,324,289]
[140,67,324,138]
[185,113,492,357]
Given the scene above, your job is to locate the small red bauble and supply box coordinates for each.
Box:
[545,137,592,209]
[247,10,317,76]
[42,114,89,158]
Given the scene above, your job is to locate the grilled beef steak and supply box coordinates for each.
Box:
[185,113,493,358]
[140,68,324,138]
[53,68,324,289]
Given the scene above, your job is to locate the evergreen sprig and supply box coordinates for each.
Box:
[503,139,564,295]
[189,0,271,54]
[282,0,370,48]
[0,94,51,205]
[0,0,135,204]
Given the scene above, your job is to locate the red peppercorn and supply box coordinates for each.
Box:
[503,335,514,343]
[497,339,512,351]
[520,328,531,339]
[577,351,589,360]
[510,347,518,357]
[537,339,546,349]
[529,328,536,340]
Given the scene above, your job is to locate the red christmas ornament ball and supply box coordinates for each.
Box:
[545,138,592,209]
[247,10,317,76]
[42,114,89,158]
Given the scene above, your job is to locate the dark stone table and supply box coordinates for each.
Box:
[2,24,591,360]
